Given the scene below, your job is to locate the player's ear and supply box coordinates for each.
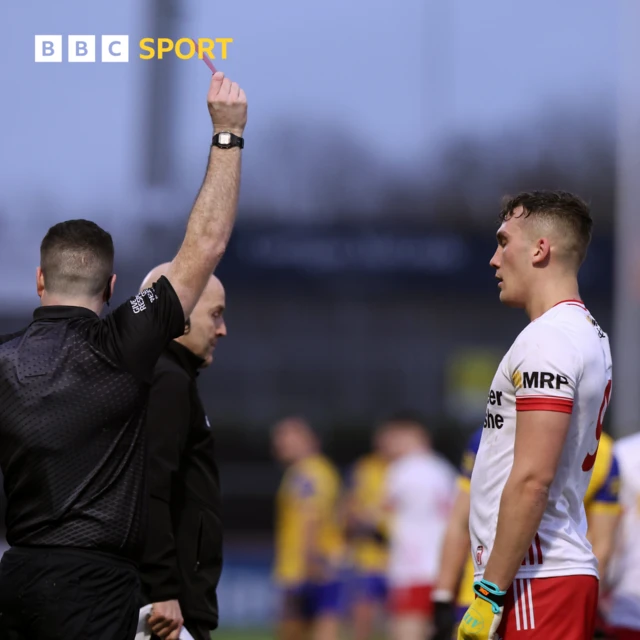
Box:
[532,237,551,266]
[36,267,45,298]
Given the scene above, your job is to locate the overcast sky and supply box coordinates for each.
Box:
[0,0,625,306]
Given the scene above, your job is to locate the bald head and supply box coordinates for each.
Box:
[142,263,227,367]
[140,262,172,292]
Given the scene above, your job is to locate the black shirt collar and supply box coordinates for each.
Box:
[167,341,205,378]
[33,305,98,321]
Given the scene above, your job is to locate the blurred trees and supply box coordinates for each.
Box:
[132,105,615,270]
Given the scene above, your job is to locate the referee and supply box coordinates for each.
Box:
[138,264,226,640]
[0,71,246,640]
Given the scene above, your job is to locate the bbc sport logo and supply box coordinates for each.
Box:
[34,35,233,63]
[35,36,128,63]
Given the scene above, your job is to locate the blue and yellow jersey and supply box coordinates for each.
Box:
[457,428,484,609]
[274,454,345,586]
[456,429,621,608]
[584,432,622,516]
[345,454,389,574]
[457,427,482,494]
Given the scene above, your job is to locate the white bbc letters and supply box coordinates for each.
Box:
[68,36,96,62]
[35,35,129,62]
[102,36,129,62]
[34,35,63,63]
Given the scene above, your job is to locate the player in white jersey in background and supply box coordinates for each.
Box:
[605,433,640,640]
[458,191,613,640]
[383,413,457,640]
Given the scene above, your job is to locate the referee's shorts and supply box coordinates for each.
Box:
[0,546,140,640]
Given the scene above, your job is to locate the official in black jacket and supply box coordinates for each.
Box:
[138,263,227,640]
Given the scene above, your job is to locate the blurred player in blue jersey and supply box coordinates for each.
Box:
[432,426,621,640]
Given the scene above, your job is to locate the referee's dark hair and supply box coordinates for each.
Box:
[40,220,114,298]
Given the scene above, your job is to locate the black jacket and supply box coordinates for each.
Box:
[139,341,222,628]
[0,277,184,560]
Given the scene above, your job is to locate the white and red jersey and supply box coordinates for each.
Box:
[607,433,640,630]
[385,451,456,587]
[469,299,613,581]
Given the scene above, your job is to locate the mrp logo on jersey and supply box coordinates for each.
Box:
[34,35,232,63]
[512,370,569,390]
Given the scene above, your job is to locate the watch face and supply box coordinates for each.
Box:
[218,132,231,145]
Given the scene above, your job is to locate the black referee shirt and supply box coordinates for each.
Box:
[0,276,185,561]
[140,341,222,628]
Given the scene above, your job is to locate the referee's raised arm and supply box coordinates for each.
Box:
[0,72,248,640]
[165,71,247,320]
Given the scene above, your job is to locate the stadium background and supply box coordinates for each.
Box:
[1,1,639,638]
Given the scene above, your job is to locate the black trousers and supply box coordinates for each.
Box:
[0,546,140,640]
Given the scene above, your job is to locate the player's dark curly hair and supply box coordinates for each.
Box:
[499,190,593,266]
[40,219,114,298]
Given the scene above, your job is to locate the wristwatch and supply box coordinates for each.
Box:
[212,132,244,149]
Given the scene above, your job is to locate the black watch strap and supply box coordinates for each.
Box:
[212,132,244,149]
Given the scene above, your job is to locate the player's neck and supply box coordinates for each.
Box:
[294,449,318,463]
[525,276,581,322]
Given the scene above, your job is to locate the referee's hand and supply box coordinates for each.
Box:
[148,599,184,640]
[207,71,247,136]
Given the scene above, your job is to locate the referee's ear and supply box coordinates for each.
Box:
[103,274,117,306]
[184,317,191,334]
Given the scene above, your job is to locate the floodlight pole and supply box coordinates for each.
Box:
[611,0,640,437]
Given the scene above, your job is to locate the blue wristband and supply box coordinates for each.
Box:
[473,579,507,615]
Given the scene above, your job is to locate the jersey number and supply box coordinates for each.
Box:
[582,379,612,472]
